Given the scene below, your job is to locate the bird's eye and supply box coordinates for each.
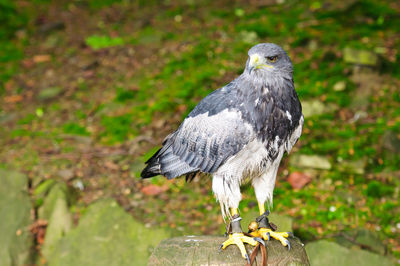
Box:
[266,56,278,63]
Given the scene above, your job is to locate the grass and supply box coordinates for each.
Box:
[0,0,399,260]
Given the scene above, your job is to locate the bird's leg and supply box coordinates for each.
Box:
[249,202,293,250]
[219,208,258,263]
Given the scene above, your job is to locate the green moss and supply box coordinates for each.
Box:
[365,181,394,198]
[100,114,136,143]
[62,123,90,136]
[85,35,124,50]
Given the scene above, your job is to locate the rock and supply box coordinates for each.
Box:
[0,169,33,266]
[290,154,332,170]
[306,240,395,266]
[349,71,381,110]
[333,80,346,91]
[333,229,386,256]
[38,183,68,220]
[337,159,366,175]
[0,112,17,125]
[57,169,74,180]
[343,47,379,66]
[38,21,65,34]
[239,31,259,44]
[39,183,72,258]
[301,100,338,118]
[46,198,170,266]
[350,91,371,110]
[38,87,63,100]
[149,235,309,265]
[382,130,400,154]
[137,29,163,45]
[308,40,318,51]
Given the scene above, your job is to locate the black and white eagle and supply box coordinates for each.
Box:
[141,43,303,260]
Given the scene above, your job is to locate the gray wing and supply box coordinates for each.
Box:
[155,108,253,179]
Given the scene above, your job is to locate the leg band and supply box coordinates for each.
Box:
[256,210,277,231]
[231,214,243,233]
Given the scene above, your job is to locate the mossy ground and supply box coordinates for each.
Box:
[0,0,399,260]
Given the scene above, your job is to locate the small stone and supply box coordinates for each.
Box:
[308,40,318,51]
[301,100,338,118]
[337,159,366,175]
[333,81,346,91]
[290,154,332,170]
[0,112,17,125]
[239,31,259,44]
[38,87,63,100]
[72,179,84,191]
[382,130,400,154]
[174,15,182,23]
[58,169,74,180]
[343,47,378,66]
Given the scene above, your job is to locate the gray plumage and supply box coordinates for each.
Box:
[142,43,303,216]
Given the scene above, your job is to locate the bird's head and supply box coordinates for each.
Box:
[245,43,293,81]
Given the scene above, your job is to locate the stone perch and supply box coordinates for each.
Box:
[149,235,310,265]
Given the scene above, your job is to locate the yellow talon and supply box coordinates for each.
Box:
[220,233,258,260]
[250,228,292,249]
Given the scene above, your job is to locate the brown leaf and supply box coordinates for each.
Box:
[33,54,51,63]
[104,160,119,170]
[5,80,14,91]
[22,59,34,68]
[141,184,169,196]
[287,171,311,189]
[4,94,23,103]
[29,219,48,245]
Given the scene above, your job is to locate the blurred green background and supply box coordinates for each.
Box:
[0,0,399,265]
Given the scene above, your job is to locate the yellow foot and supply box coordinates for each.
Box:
[250,228,293,250]
[219,233,258,262]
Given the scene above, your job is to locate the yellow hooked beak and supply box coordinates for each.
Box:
[249,54,273,70]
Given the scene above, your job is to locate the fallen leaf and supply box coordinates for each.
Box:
[33,54,51,63]
[22,59,34,68]
[141,184,169,196]
[29,219,48,245]
[104,161,119,170]
[5,80,14,91]
[287,171,311,189]
[4,94,23,103]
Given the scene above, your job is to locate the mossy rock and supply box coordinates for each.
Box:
[306,240,395,266]
[0,169,33,266]
[149,235,309,265]
[46,198,170,266]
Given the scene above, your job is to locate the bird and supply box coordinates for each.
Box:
[141,43,303,262]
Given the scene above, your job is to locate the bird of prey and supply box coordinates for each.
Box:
[141,43,303,262]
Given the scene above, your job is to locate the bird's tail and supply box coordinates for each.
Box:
[140,142,199,179]
[140,149,162,178]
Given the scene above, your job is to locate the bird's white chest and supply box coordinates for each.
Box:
[215,137,283,181]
